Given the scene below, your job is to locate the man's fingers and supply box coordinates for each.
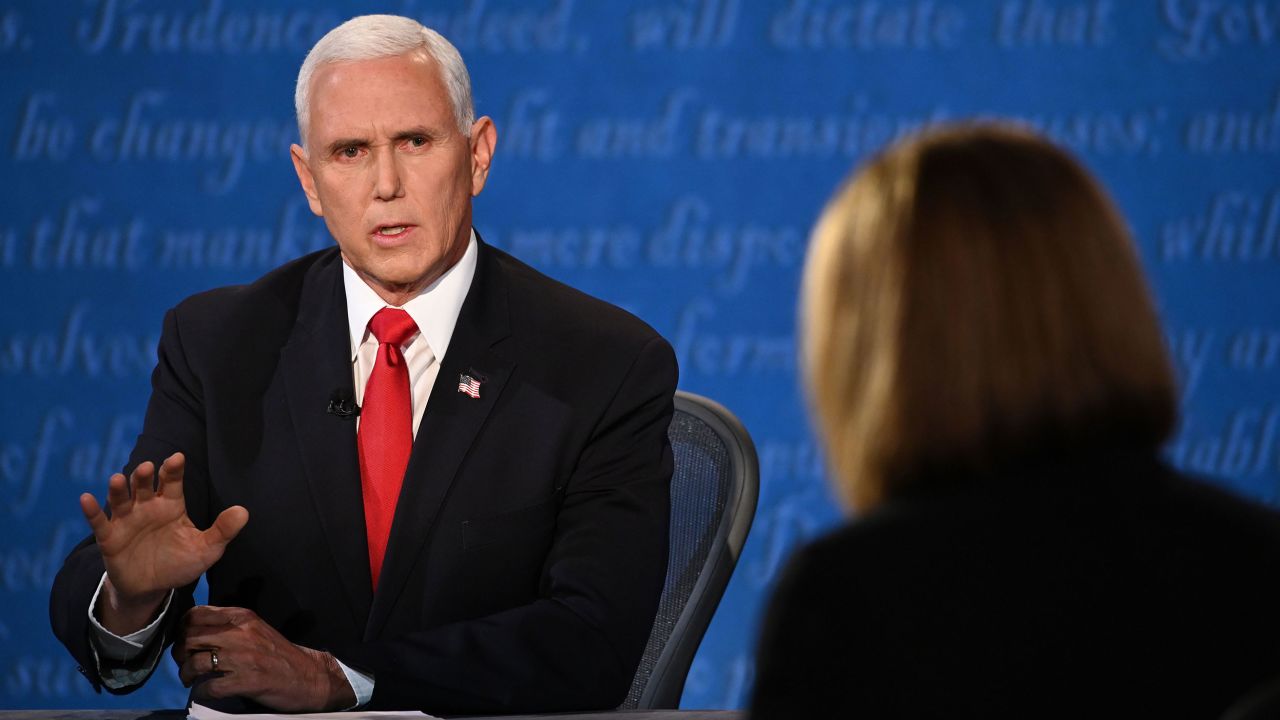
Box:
[205,506,249,548]
[173,638,213,667]
[172,640,191,665]
[183,605,235,628]
[105,473,132,517]
[131,461,156,502]
[183,604,252,630]
[193,673,243,701]
[157,453,185,499]
[178,648,226,686]
[79,493,110,540]
[178,656,196,686]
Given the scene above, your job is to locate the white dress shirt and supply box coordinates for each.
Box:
[345,230,476,438]
[86,232,479,706]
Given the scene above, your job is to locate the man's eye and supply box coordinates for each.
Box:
[409,136,427,148]
[340,146,360,158]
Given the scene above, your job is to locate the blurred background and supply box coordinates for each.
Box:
[1,0,1278,709]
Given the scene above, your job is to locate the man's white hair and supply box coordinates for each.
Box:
[295,15,474,147]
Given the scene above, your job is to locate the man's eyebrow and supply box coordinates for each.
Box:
[323,128,441,155]
[324,137,368,155]
[392,126,442,142]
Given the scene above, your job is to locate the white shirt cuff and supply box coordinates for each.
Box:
[335,659,375,707]
[87,571,174,688]
[87,571,373,704]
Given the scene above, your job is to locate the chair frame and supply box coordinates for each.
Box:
[630,390,760,709]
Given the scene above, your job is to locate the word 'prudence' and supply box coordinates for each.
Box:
[76,0,337,54]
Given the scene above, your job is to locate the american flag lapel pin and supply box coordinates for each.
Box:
[457,372,482,399]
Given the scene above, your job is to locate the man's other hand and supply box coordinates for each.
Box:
[79,452,249,635]
[175,606,356,711]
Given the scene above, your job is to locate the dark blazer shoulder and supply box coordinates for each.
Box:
[161,248,342,371]
[1141,462,1280,576]
[486,243,666,357]
[170,248,339,333]
[752,453,1280,719]
[1156,463,1280,531]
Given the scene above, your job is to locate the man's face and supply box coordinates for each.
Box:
[290,53,496,305]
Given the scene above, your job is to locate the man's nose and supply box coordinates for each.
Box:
[372,147,404,201]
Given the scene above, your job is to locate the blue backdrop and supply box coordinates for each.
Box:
[2,0,1278,709]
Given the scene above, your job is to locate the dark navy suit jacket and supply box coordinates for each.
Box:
[751,450,1280,719]
[51,239,676,714]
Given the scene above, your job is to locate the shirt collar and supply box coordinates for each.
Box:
[342,229,478,361]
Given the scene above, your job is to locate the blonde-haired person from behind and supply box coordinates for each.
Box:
[750,124,1280,719]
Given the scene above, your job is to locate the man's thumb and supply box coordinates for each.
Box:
[207,505,249,547]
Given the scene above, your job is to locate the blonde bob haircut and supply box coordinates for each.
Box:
[802,123,1177,511]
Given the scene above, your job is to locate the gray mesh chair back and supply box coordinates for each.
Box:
[621,390,759,709]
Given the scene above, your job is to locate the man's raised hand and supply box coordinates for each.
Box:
[79,453,249,635]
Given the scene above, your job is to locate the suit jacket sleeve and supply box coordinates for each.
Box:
[49,308,206,693]
[335,334,677,713]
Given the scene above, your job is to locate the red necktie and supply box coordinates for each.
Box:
[358,308,419,590]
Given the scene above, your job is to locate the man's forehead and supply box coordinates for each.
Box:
[308,55,448,130]
[311,50,437,88]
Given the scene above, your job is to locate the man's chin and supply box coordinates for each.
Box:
[359,269,440,303]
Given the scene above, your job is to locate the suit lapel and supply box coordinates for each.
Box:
[280,252,374,632]
[365,238,515,640]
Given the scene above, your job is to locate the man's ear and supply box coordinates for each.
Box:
[468,117,497,197]
[290,144,324,216]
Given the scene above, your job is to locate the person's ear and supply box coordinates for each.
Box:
[468,117,497,197]
[290,144,324,216]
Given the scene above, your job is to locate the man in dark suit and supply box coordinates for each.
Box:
[49,15,675,714]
